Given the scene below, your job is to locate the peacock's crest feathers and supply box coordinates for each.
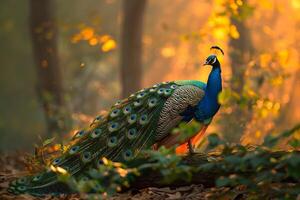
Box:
[9,81,182,195]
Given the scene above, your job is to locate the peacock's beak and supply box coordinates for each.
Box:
[203,61,209,66]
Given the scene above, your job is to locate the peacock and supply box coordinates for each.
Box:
[8,46,224,196]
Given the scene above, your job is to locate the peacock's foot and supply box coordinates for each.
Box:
[187,140,196,155]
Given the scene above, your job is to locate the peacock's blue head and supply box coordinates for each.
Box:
[204,46,224,67]
[203,54,219,67]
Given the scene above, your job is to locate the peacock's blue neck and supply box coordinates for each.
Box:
[194,62,222,122]
[206,65,222,103]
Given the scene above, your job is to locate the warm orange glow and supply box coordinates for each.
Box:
[70,26,116,52]
[160,46,176,58]
[101,39,116,52]
[89,37,99,46]
[81,27,94,40]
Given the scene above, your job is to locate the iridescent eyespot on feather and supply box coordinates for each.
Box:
[137,92,146,99]
[148,98,158,108]
[153,84,160,88]
[123,149,133,161]
[17,186,27,191]
[81,152,92,163]
[108,122,119,132]
[170,84,178,89]
[17,177,27,184]
[108,136,118,147]
[157,88,165,95]
[110,109,120,118]
[149,88,157,93]
[96,158,104,167]
[52,157,62,165]
[127,114,137,124]
[139,114,148,125]
[164,89,172,96]
[133,99,142,107]
[74,130,85,138]
[91,128,102,138]
[127,128,137,139]
[69,146,80,154]
[93,115,102,123]
[32,175,42,182]
[123,105,132,115]
[114,100,122,106]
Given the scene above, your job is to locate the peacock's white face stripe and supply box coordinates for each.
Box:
[211,57,217,64]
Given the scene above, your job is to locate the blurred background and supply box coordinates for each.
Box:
[0,0,299,151]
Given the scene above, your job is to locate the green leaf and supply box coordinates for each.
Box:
[289,138,300,148]
[218,89,232,105]
[262,135,279,148]
[42,137,56,146]
[216,177,231,187]
[206,133,224,150]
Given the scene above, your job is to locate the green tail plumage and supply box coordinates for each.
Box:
[9,82,178,195]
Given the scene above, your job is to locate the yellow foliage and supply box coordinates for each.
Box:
[213,28,228,40]
[229,1,239,15]
[101,39,116,52]
[259,0,273,9]
[116,167,128,177]
[255,130,261,138]
[292,0,300,9]
[99,35,111,43]
[277,50,289,66]
[271,76,283,86]
[236,0,243,6]
[160,46,176,58]
[102,157,109,165]
[259,53,272,68]
[211,15,230,26]
[230,25,240,39]
[80,27,94,40]
[265,101,273,110]
[273,102,280,112]
[50,165,68,175]
[89,37,98,46]
[293,130,300,140]
[218,89,232,105]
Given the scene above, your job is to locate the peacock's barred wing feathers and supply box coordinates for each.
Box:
[9,81,207,195]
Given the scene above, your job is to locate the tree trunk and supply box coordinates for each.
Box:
[29,0,67,136]
[276,21,300,130]
[221,15,254,143]
[120,0,147,98]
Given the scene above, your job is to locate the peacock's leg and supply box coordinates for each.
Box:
[187,139,195,154]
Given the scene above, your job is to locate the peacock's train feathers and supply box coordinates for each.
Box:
[9,81,207,196]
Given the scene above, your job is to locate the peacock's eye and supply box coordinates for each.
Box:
[108,136,118,147]
[81,152,92,163]
[127,128,137,139]
[108,122,119,132]
[52,157,62,165]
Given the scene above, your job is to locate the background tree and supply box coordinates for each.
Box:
[30,0,67,136]
[120,0,147,98]
[222,1,254,142]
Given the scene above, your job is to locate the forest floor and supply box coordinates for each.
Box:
[0,153,246,200]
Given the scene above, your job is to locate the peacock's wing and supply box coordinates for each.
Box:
[9,81,184,195]
[155,81,206,142]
